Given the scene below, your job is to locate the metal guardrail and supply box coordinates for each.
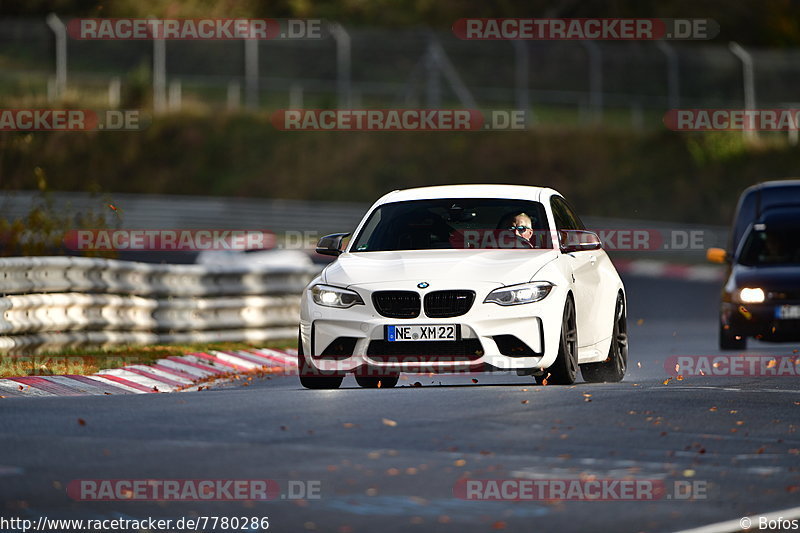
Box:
[0,256,320,353]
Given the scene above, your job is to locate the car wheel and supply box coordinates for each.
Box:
[580,293,627,383]
[297,330,344,390]
[538,295,578,385]
[355,376,399,388]
[719,319,747,350]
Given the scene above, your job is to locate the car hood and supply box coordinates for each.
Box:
[732,264,800,291]
[323,249,559,288]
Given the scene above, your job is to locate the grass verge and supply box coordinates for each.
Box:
[0,339,296,379]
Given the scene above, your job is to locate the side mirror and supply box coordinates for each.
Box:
[560,230,602,253]
[706,247,728,264]
[316,233,350,257]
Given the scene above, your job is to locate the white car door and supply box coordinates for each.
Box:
[551,196,605,348]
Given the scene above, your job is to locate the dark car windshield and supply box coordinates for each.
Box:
[738,227,800,266]
[349,198,552,252]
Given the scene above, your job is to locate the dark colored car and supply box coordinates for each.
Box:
[707,181,800,349]
[725,179,800,255]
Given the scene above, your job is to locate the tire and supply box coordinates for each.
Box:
[719,319,747,350]
[581,293,628,383]
[537,295,578,385]
[355,376,399,388]
[297,331,344,390]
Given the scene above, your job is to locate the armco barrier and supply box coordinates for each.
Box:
[0,257,319,353]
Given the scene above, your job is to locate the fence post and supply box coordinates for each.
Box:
[168,80,182,112]
[244,26,259,110]
[729,41,756,140]
[45,13,67,100]
[289,83,304,109]
[656,41,680,109]
[513,40,533,126]
[227,81,241,110]
[152,20,167,113]
[425,40,442,109]
[108,77,121,107]
[331,23,352,109]
[581,41,603,122]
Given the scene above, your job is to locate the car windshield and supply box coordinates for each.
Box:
[349,198,552,252]
[738,227,800,266]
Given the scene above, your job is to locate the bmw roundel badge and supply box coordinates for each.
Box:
[417,282,430,289]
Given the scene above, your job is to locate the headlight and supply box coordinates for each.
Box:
[739,287,765,304]
[311,284,364,308]
[484,282,554,306]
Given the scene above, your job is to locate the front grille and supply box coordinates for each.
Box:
[367,339,483,362]
[373,291,420,318]
[423,290,475,318]
[768,291,800,301]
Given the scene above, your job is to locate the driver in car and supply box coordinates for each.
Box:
[498,212,536,247]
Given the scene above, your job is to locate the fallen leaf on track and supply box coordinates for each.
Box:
[382,418,397,427]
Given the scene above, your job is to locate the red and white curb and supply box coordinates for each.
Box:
[613,259,724,282]
[0,348,298,398]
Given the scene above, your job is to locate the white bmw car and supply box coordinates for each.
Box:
[298,184,627,389]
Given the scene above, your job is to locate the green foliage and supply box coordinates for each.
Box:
[2,116,798,226]
[0,167,120,257]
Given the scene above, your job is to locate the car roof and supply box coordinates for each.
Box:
[759,207,800,226]
[748,179,800,191]
[373,184,558,205]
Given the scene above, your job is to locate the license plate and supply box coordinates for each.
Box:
[776,305,800,319]
[386,324,458,342]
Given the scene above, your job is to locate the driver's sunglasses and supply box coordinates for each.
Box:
[509,225,532,232]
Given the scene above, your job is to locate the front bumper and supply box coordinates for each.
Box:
[722,300,800,341]
[300,281,567,373]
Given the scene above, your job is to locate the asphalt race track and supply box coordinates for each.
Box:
[1,275,798,533]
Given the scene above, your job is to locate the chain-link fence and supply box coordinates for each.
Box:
[3,16,800,128]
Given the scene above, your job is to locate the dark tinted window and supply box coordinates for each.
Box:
[350,198,552,252]
[738,228,800,266]
[550,196,585,230]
